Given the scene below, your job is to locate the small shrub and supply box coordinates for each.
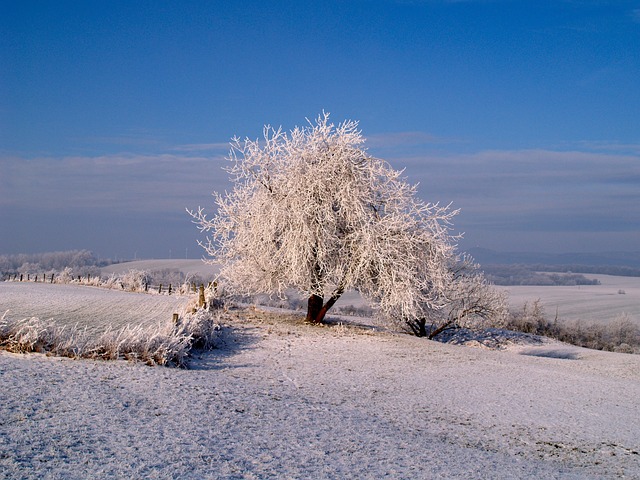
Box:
[614,343,634,354]
[505,302,640,354]
[55,267,75,284]
[120,269,152,292]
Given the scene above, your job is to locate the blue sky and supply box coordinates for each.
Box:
[1,0,639,259]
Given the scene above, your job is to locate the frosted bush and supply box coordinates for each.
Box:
[56,267,75,284]
[0,314,43,353]
[403,256,508,339]
[0,309,224,367]
[505,304,640,354]
[120,269,151,292]
[102,273,123,289]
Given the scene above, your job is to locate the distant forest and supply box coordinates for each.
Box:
[526,263,640,278]
[481,265,602,286]
[0,250,114,277]
[469,248,640,284]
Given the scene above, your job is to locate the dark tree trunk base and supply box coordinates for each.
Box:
[306,294,324,323]
[306,286,345,324]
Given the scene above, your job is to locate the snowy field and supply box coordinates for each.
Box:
[503,274,640,326]
[1,309,639,478]
[0,282,191,334]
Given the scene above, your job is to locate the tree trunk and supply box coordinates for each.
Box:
[407,318,428,337]
[315,285,344,324]
[428,319,455,340]
[306,294,324,323]
[306,285,345,324]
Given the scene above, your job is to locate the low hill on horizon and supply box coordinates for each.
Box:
[468,248,640,272]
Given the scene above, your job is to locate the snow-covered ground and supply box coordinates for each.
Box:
[1,282,191,334]
[1,288,639,478]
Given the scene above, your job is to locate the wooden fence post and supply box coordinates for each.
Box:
[168,284,172,295]
[159,284,163,294]
[198,284,205,308]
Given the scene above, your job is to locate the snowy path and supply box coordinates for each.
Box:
[1,312,639,479]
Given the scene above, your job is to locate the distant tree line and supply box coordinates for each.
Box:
[527,264,640,278]
[0,251,214,289]
[0,250,114,278]
[482,264,601,286]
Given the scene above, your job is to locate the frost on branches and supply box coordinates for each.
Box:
[405,256,508,339]
[189,113,503,328]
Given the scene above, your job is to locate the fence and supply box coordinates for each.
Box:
[2,273,215,319]
[3,273,57,283]
[2,272,217,301]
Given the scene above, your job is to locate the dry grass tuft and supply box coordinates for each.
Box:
[505,301,640,354]
[0,308,223,367]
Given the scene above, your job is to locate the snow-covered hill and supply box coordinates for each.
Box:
[1,304,639,478]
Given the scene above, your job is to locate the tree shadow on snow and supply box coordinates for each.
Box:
[188,323,262,370]
[518,347,581,360]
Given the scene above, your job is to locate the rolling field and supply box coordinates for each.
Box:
[2,263,639,477]
[0,283,192,334]
[502,274,640,325]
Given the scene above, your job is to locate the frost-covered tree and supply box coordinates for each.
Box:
[405,256,508,339]
[189,113,461,324]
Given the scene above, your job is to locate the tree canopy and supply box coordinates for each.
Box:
[190,113,504,328]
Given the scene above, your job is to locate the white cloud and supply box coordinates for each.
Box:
[3,144,638,253]
[382,147,640,245]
